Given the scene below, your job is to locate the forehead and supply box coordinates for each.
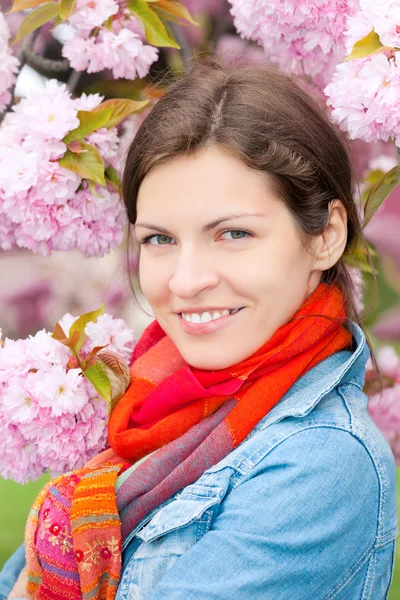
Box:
[136,147,279,217]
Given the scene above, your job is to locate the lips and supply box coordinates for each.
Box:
[178,307,244,336]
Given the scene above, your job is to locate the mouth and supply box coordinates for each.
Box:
[179,307,244,324]
[177,307,245,336]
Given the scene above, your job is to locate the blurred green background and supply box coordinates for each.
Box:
[0,471,399,597]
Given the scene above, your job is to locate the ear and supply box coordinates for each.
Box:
[310,200,348,271]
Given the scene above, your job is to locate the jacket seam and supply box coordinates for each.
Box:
[383,539,397,599]
[361,543,377,600]
[374,528,398,547]
[342,384,392,542]
[337,384,353,432]
[323,540,374,600]
[345,379,364,392]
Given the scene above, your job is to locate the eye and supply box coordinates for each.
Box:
[220,230,250,240]
[140,234,174,245]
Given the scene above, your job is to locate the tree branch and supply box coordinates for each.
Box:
[20,34,70,73]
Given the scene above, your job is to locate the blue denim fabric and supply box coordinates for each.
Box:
[2,322,398,599]
[0,544,25,600]
[116,322,398,599]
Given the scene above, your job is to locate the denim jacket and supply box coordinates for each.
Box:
[116,322,398,600]
[0,323,398,600]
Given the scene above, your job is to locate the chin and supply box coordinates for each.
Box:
[183,353,237,371]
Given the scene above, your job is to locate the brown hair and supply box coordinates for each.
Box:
[122,56,378,373]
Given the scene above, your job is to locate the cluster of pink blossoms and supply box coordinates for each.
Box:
[0,11,19,113]
[0,313,136,483]
[61,0,159,79]
[325,0,400,144]
[367,345,400,464]
[0,79,127,257]
[228,0,358,83]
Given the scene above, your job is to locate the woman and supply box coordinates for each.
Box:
[2,58,398,600]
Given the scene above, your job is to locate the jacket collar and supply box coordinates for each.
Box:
[254,321,370,432]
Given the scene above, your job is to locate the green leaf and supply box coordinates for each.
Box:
[102,15,113,30]
[13,3,59,44]
[345,29,393,61]
[8,0,49,13]
[84,361,111,402]
[343,243,374,274]
[92,98,150,128]
[58,142,106,186]
[363,166,400,228]
[105,165,120,191]
[59,0,77,20]
[128,0,180,48]
[151,0,199,26]
[63,106,114,143]
[69,305,105,353]
[362,255,400,328]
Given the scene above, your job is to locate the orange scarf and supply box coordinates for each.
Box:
[109,282,352,461]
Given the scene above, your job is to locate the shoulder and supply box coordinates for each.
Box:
[241,424,380,513]
[217,379,398,539]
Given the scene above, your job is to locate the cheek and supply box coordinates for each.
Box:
[138,255,170,304]
[244,240,312,300]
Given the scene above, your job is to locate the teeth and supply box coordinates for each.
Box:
[200,312,213,323]
[181,308,241,323]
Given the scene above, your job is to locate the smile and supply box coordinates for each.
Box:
[181,308,242,324]
[178,307,244,336]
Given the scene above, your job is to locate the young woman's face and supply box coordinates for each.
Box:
[135,146,322,369]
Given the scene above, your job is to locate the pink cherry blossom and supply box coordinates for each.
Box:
[345,1,400,50]
[0,11,19,113]
[63,26,159,80]
[73,92,104,112]
[11,80,80,141]
[325,53,400,144]
[61,35,96,72]
[0,145,38,197]
[87,127,119,166]
[369,386,400,463]
[68,0,119,32]
[325,1,400,144]
[84,313,136,361]
[1,375,39,424]
[366,345,400,464]
[0,79,127,257]
[32,365,88,416]
[228,0,359,82]
[0,311,136,482]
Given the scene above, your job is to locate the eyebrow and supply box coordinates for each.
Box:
[134,212,268,234]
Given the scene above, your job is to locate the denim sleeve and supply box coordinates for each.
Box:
[0,544,26,600]
[148,427,381,600]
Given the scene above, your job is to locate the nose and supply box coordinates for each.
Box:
[168,247,220,298]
